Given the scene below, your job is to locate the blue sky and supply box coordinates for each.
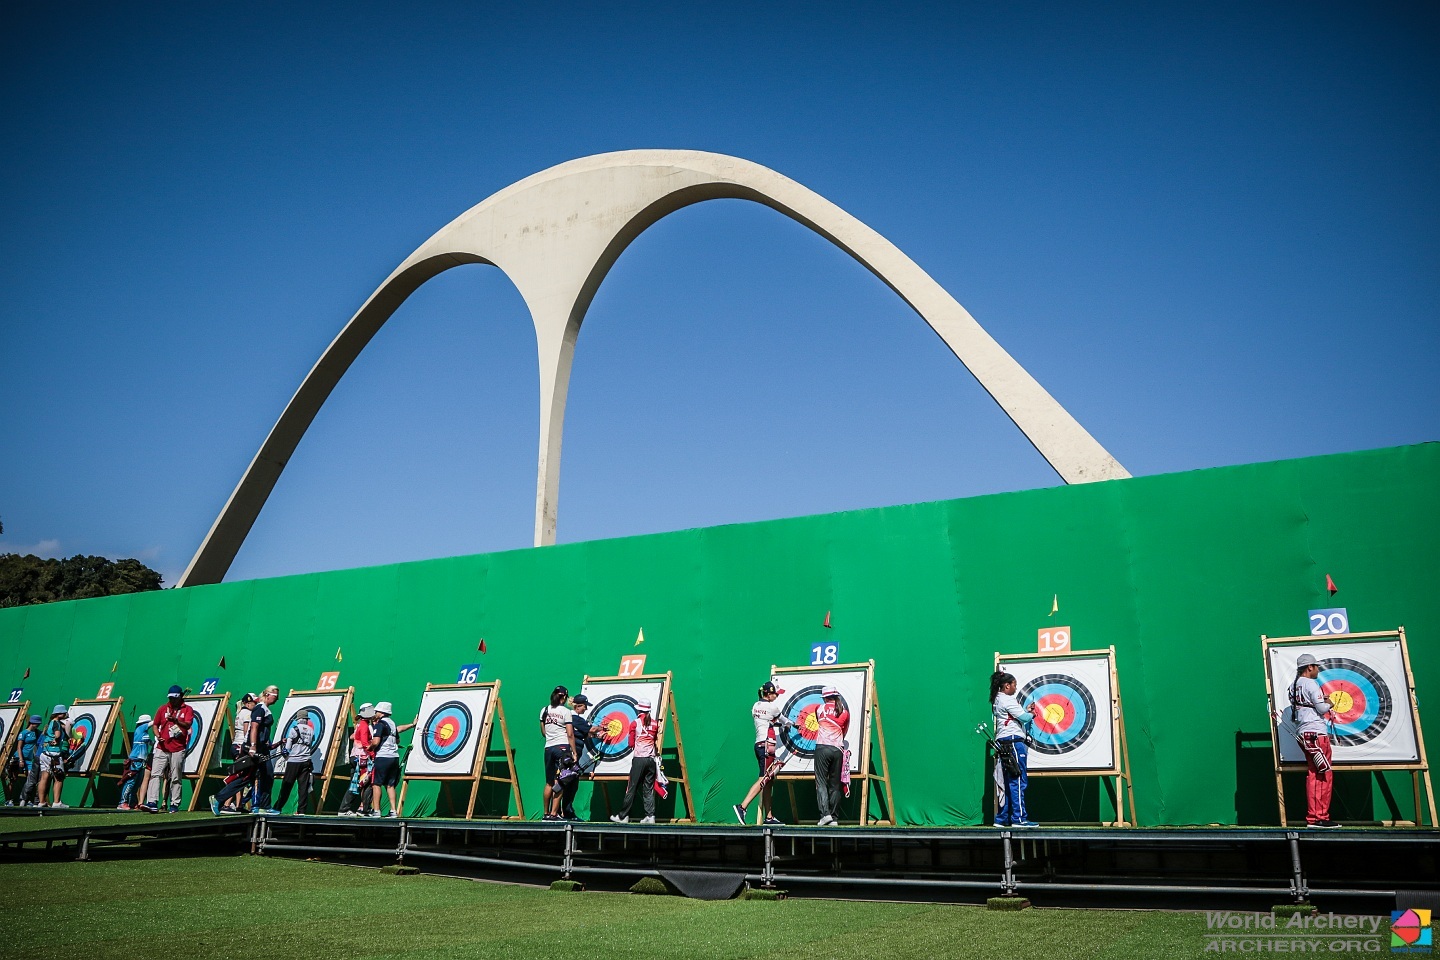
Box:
[2,3,1436,586]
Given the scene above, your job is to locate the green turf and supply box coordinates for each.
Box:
[0,854,1352,960]
[0,811,216,835]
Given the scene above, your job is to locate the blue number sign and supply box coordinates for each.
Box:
[809,643,839,667]
[1308,608,1350,636]
[456,663,481,684]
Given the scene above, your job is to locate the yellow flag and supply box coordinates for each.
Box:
[1049,595,1058,616]
[335,647,343,662]
[111,660,119,673]
[634,628,645,647]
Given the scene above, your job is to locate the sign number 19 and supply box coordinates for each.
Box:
[1038,627,1071,653]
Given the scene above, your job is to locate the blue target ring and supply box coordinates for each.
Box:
[283,707,325,753]
[1018,674,1097,756]
[421,701,473,763]
[590,695,641,762]
[185,712,205,756]
[1318,658,1391,746]
[778,685,850,759]
[68,713,97,770]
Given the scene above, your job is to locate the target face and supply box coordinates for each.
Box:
[0,706,23,765]
[1268,638,1418,766]
[777,685,851,760]
[272,692,347,775]
[1019,674,1097,756]
[999,654,1118,773]
[421,701,473,763]
[578,678,667,776]
[1317,658,1391,746]
[68,713,97,766]
[589,695,642,763]
[406,685,493,776]
[181,697,226,776]
[61,701,116,774]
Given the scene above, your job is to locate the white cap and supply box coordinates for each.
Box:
[137,714,152,725]
[822,686,840,698]
[635,700,652,712]
[376,701,393,715]
[358,702,376,719]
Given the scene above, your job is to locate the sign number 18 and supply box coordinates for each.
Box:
[810,643,839,666]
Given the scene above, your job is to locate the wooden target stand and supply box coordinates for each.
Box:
[0,699,32,782]
[398,681,525,820]
[69,696,126,807]
[180,693,232,811]
[768,661,897,826]
[581,671,697,823]
[275,686,355,813]
[995,647,1138,827]
[1262,628,1437,828]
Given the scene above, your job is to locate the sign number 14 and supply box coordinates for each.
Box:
[1038,627,1071,653]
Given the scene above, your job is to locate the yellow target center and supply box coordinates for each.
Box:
[1042,703,1065,724]
[803,714,819,734]
[438,721,455,740]
[604,719,622,737]
[1329,690,1354,715]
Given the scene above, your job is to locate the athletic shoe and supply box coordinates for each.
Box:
[732,804,747,824]
[139,802,158,813]
[386,811,399,818]
[1309,820,1342,829]
[543,814,563,822]
[609,814,628,824]
[1014,820,1039,828]
[209,796,220,815]
[3,801,12,807]
[640,816,655,824]
[169,803,182,813]
[992,821,1010,827]
[258,807,281,816]
[338,810,356,818]
[51,802,69,809]
[816,815,834,826]
[764,816,784,826]
[116,803,130,811]
[366,810,381,818]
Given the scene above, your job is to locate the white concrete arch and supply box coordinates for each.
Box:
[178,150,1129,587]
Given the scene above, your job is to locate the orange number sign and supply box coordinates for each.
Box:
[317,671,340,691]
[1038,626,1071,654]
[618,655,647,678]
[96,682,114,699]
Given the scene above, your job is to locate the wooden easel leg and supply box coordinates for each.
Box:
[1275,769,1288,828]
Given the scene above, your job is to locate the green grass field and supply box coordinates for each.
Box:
[0,854,1304,960]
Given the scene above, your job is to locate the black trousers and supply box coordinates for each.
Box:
[618,757,656,817]
[275,759,312,813]
[814,745,844,819]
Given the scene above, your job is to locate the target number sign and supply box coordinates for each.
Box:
[200,678,218,695]
[999,652,1118,774]
[96,682,114,699]
[1267,637,1420,766]
[316,671,340,691]
[1038,627,1071,654]
[618,655,646,677]
[809,643,839,666]
[456,664,480,684]
[1308,608,1349,636]
[8,689,21,704]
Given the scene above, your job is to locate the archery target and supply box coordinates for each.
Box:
[64,701,116,774]
[768,667,868,775]
[407,686,493,777]
[0,705,18,761]
[182,697,226,775]
[272,692,346,775]
[1268,639,1419,766]
[578,677,666,777]
[1001,654,1118,773]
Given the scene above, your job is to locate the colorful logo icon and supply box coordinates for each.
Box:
[1392,909,1432,953]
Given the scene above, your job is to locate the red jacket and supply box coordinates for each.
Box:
[153,703,196,754]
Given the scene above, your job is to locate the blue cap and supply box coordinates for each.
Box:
[29,714,41,724]
[51,704,68,716]
[168,684,184,697]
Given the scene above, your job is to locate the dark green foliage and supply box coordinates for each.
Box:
[549,879,585,892]
[0,553,163,607]
[740,887,785,900]
[987,897,1032,911]
[1273,904,1315,918]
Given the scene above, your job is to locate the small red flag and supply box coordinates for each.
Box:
[22,667,30,680]
[1325,574,1338,596]
[823,611,831,629]
[217,656,226,669]
[477,639,487,654]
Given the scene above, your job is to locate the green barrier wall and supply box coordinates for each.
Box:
[2,444,1436,825]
